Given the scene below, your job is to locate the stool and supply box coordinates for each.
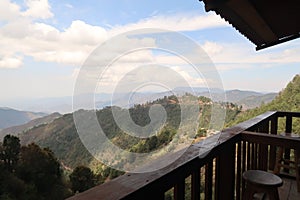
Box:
[243,170,283,200]
[273,133,300,192]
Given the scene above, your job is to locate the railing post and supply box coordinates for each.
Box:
[236,142,242,200]
[205,161,213,200]
[191,170,201,200]
[242,141,247,197]
[269,115,278,170]
[258,120,269,170]
[215,143,235,200]
[284,114,293,173]
[174,179,185,200]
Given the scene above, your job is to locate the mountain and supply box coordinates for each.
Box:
[0,89,276,113]
[0,107,47,129]
[19,112,91,168]
[17,95,241,169]
[237,93,278,110]
[0,112,61,141]
[228,74,300,129]
[224,89,262,102]
[95,89,277,110]
[198,89,271,102]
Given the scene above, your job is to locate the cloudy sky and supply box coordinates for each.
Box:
[0,0,299,105]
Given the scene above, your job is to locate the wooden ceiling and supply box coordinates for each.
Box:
[200,0,300,50]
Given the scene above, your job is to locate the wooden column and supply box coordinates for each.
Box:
[215,143,235,200]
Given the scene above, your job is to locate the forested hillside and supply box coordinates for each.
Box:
[18,94,241,171]
[227,74,300,133]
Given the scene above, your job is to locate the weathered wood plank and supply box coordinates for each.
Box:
[278,177,300,200]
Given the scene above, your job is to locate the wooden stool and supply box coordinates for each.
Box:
[243,170,283,200]
[273,133,300,192]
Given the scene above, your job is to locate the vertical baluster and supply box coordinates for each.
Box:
[247,142,251,170]
[259,121,269,170]
[269,115,278,170]
[205,161,213,200]
[215,157,219,200]
[191,170,201,200]
[174,179,185,200]
[253,143,257,169]
[284,114,292,173]
[236,142,242,200]
[242,141,246,197]
[215,144,235,200]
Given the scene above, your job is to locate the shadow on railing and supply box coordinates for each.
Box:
[67,111,300,200]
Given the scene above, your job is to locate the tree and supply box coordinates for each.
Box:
[69,166,95,193]
[1,135,21,172]
[147,136,158,151]
[17,143,68,199]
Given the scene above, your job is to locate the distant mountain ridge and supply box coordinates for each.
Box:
[228,74,300,129]
[0,108,47,129]
[94,89,276,111]
[237,93,278,110]
[16,95,242,169]
[0,112,61,140]
[0,89,277,114]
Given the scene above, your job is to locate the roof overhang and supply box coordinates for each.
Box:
[200,0,300,50]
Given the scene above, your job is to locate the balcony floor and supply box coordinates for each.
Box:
[278,177,300,200]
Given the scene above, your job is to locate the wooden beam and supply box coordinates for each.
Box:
[227,0,278,43]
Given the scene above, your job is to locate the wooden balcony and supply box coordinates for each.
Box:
[68,111,300,200]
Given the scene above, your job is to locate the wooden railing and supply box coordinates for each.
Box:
[68,111,300,200]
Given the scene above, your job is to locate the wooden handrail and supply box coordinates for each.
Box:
[67,111,300,200]
[241,131,300,150]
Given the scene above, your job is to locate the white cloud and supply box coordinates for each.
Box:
[111,12,228,34]
[0,0,230,69]
[65,4,73,9]
[22,0,53,19]
[0,0,20,21]
[171,66,206,86]
[197,41,300,71]
[8,0,297,73]
[0,55,23,68]
[61,20,107,45]
[202,41,223,55]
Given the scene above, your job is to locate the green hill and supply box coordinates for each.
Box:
[18,95,241,170]
[227,74,300,133]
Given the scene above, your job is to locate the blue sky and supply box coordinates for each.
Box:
[0,0,299,106]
